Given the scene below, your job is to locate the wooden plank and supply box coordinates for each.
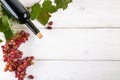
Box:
[1,29,120,60]
[0,61,120,80]
[17,0,120,28]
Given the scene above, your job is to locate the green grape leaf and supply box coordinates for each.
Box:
[0,16,14,40]
[1,6,12,18]
[31,2,41,20]
[31,0,72,25]
[0,39,3,43]
[37,11,51,25]
[55,0,72,10]
[31,0,55,25]
[42,0,57,13]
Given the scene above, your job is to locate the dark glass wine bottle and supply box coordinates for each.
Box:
[1,0,43,39]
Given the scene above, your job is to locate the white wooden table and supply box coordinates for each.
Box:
[1,0,120,80]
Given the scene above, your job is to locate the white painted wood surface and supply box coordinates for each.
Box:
[1,61,120,80]
[1,0,120,80]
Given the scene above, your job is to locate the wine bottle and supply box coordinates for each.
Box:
[1,0,43,39]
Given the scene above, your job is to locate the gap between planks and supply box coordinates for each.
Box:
[12,27,120,29]
[1,59,120,61]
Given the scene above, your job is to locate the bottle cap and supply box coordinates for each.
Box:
[36,32,43,39]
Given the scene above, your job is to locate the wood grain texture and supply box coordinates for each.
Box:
[18,0,120,28]
[1,29,120,60]
[1,0,120,80]
[1,61,120,80]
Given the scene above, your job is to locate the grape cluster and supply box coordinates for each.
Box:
[1,30,34,80]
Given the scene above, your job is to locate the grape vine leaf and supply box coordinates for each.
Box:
[31,3,41,20]
[54,0,72,10]
[31,0,72,25]
[1,6,12,18]
[37,11,51,26]
[0,39,3,43]
[42,0,57,13]
[0,16,14,40]
[31,0,57,25]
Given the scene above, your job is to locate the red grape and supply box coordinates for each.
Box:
[48,21,53,25]
[1,30,34,80]
[28,75,34,79]
[46,26,52,30]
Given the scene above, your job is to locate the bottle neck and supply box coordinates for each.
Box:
[25,20,40,35]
